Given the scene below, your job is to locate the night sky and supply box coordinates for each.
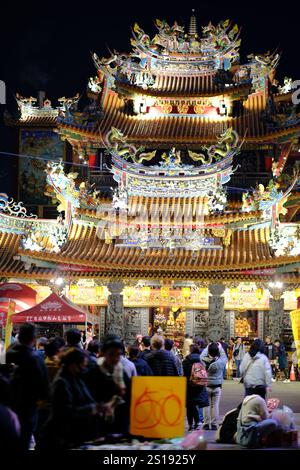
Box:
[0,0,300,193]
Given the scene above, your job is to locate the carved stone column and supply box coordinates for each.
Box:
[208,284,226,341]
[267,288,284,341]
[106,281,125,338]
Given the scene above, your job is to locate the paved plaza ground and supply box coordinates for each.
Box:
[200,380,300,450]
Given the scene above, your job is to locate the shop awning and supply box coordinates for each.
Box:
[0,282,37,313]
[11,292,86,324]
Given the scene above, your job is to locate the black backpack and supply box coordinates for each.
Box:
[216,403,242,443]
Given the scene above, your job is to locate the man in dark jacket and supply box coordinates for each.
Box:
[183,344,209,431]
[264,336,276,380]
[138,336,152,362]
[147,335,179,376]
[6,323,49,450]
[128,346,153,376]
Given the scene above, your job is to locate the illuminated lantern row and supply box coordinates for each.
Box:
[255,288,264,301]
[230,287,239,301]
[181,287,191,299]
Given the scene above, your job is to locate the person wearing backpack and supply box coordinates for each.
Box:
[200,342,227,430]
[183,344,209,431]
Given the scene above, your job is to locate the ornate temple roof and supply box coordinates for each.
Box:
[15,224,300,275]
[58,90,300,147]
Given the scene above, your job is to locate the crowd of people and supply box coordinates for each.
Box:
[0,325,298,451]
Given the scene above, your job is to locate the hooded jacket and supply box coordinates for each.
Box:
[240,351,272,388]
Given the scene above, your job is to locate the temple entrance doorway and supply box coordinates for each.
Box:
[149,306,186,347]
[234,310,258,343]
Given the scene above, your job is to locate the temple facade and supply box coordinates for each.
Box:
[1,13,300,346]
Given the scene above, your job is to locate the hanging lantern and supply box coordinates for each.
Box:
[182,287,191,299]
[171,306,178,312]
[198,287,207,299]
[255,288,264,301]
[142,286,151,299]
[124,286,134,298]
[160,286,170,298]
[95,286,104,298]
[230,287,239,301]
[295,288,300,299]
[69,285,78,297]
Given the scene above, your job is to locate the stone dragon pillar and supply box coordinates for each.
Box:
[207,284,227,341]
[106,281,125,338]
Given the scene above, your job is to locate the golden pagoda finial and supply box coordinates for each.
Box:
[189,9,198,36]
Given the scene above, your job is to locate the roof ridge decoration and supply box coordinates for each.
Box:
[93,17,242,87]
[16,93,59,120]
[46,161,100,211]
[0,193,37,219]
[105,126,242,173]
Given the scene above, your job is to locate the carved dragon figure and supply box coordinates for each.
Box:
[188,127,239,164]
[105,127,156,164]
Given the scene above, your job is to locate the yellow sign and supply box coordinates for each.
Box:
[5,301,15,350]
[130,376,186,439]
[290,309,300,363]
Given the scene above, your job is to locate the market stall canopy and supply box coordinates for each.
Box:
[0,283,37,326]
[11,292,86,324]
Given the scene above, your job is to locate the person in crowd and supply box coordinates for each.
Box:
[138,336,152,362]
[292,349,299,380]
[128,346,153,376]
[219,337,228,380]
[227,337,235,380]
[65,328,83,350]
[6,323,49,451]
[98,335,126,396]
[236,391,279,448]
[232,337,245,379]
[134,334,143,351]
[0,338,5,364]
[37,348,112,450]
[274,339,289,383]
[36,337,47,360]
[147,335,179,376]
[87,340,101,364]
[182,334,193,359]
[239,338,272,399]
[120,343,137,379]
[200,342,227,430]
[264,336,276,381]
[44,337,65,384]
[36,337,65,440]
[164,339,183,376]
[0,375,21,452]
[183,344,209,431]
[194,337,206,354]
[173,340,182,359]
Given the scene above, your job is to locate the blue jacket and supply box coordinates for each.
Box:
[129,358,153,376]
[200,345,227,387]
[147,350,179,376]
